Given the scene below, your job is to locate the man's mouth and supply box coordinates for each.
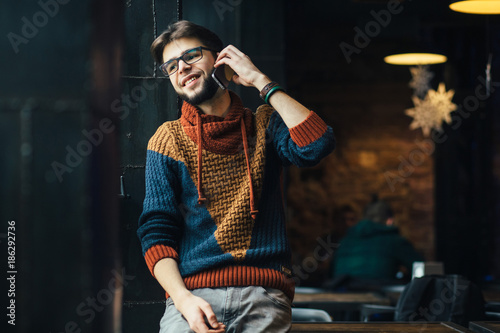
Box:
[181,74,201,87]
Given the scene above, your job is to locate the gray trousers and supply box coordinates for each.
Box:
[159,286,292,333]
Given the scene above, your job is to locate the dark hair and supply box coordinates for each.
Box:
[150,20,223,64]
[362,194,394,224]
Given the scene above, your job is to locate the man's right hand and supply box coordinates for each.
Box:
[153,258,225,332]
[175,292,226,333]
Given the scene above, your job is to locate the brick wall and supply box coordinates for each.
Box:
[286,80,435,286]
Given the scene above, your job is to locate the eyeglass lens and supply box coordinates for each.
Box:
[162,48,204,76]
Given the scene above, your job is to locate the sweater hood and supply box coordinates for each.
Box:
[180,90,254,155]
[179,90,258,219]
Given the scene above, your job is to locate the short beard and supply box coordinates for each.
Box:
[178,74,220,106]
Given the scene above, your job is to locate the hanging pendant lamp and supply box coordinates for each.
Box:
[450,0,500,15]
[384,53,447,66]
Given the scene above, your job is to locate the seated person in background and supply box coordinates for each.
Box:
[327,195,423,290]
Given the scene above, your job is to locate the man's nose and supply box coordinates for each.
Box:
[177,59,191,74]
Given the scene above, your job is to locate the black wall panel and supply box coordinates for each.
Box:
[1,0,124,332]
[120,1,179,331]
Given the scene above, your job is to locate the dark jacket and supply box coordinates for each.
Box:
[331,219,423,280]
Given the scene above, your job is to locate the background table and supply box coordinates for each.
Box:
[293,292,391,320]
[290,322,473,332]
[469,321,500,333]
[483,289,500,303]
[294,292,390,304]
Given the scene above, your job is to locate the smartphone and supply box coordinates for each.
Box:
[211,64,234,90]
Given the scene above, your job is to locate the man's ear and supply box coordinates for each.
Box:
[211,51,220,65]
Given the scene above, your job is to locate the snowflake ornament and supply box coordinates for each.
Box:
[409,65,434,98]
[405,96,442,136]
[426,82,457,124]
[405,82,457,136]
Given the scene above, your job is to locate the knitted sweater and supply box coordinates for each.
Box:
[137,91,335,300]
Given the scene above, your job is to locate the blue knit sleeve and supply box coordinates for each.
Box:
[137,149,184,257]
[267,111,336,167]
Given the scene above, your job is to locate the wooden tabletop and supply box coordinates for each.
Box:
[293,292,390,305]
[290,322,473,332]
[469,321,500,333]
[482,289,500,303]
[293,292,392,319]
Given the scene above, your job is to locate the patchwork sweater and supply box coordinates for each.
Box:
[137,91,335,300]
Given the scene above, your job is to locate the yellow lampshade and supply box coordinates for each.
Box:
[384,53,448,65]
[450,0,500,14]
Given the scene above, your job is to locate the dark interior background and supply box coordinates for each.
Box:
[1,0,499,332]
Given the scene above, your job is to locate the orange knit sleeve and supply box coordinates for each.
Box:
[144,244,179,277]
[289,111,328,148]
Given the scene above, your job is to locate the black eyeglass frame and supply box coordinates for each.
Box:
[159,46,216,77]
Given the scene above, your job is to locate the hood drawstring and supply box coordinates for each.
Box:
[194,111,258,220]
[197,112,206,205]
[240,117,259,220]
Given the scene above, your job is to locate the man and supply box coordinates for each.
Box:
[330,196,423,288]
[137,20,335,333]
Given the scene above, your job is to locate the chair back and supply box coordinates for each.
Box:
[360,304,396,322]
[291,308,332,322]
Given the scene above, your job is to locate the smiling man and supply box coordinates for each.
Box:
[137,20,335,333]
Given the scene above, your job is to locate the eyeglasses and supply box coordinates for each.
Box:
[159,46,216,77]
